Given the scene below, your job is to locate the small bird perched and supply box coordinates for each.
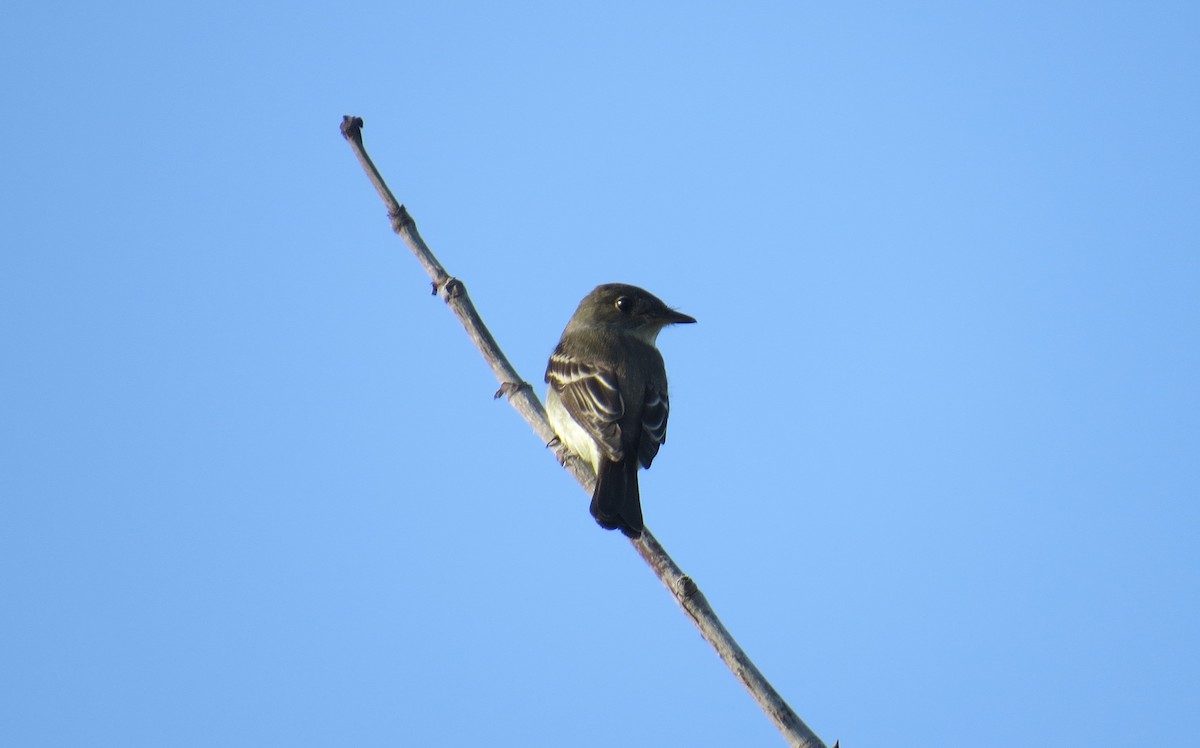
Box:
[545,284,695,538]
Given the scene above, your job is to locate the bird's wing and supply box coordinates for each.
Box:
[638,386,668,468]
[546,351,625,462]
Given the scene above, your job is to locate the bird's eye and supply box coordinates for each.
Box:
[615,296,632,313]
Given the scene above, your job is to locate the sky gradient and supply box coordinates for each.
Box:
[3,2,1197,746]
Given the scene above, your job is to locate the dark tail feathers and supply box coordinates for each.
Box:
[590,458,644,538]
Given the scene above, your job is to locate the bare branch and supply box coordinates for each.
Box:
[339,115,829,748]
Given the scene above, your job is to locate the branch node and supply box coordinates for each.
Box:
[438,276,465,301]
[495,380,532,400]
[678,575,699,600]
[389,204,414,234]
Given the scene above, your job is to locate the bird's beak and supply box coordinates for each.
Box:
[661,309,697,325]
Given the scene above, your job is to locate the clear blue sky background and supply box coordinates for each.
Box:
[2,3,1197,746]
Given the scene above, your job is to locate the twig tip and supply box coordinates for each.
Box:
[340,115,364,142]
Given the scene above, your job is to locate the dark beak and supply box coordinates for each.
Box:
[661,309,697,325]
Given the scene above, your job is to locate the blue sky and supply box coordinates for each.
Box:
[2,2,1197,746]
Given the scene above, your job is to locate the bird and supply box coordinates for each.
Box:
[544,283,695,538]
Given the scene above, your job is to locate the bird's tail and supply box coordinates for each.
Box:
[590,458,644,538]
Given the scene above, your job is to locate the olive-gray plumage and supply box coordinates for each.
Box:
[545,284,695,537]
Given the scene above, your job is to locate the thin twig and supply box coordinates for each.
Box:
[340,115,829,748]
